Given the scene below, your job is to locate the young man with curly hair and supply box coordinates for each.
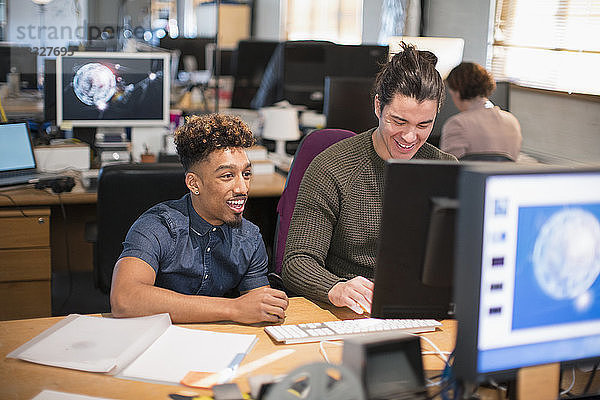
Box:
[110,114,288,324]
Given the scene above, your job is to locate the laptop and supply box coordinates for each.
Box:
[0,122,60,188]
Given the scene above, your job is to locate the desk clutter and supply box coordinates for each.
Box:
[8,313,257,385]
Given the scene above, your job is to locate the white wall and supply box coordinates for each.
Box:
[7,0,87,48]
[421,0,493,66]
[253,0,283,41]
[510,88,600,165]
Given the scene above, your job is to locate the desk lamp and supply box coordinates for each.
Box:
[259,105,301,159]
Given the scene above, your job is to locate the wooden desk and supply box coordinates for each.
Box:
[0,172,286,319]
[0,172,286,207]
[0,297,456,399]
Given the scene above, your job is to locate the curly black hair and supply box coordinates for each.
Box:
[174,113,256,171]
[374,41,445,113]
[446,62,496,100]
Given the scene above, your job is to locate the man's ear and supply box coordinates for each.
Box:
[185,171,202,195]
[374,94,381,119]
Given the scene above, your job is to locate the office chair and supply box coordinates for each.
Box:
[459,152,515,162]
[272,129,357,281]
[95,163,188,294]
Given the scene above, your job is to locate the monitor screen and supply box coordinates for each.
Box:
[56,52,170,127]
[159,37,214,73]
[371,160,461,319]
[230,40,280,109]
[282,42,388,112]
[454,165,600,383]
[0,45,39,89]
[324,76,378,133]
[0,122,36,172]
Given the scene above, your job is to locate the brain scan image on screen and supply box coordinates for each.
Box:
[61,56,165,122]
[532,208,600,304]
[512,204,600,330]
[72,63,117,109]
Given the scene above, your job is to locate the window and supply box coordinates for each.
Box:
[286,0,363,45]
[491,0,600,96]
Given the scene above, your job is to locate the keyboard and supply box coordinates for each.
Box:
[264,318,442,344]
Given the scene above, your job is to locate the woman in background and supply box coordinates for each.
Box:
[441,62,522,160]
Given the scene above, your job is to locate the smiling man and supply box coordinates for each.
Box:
[111,114,288,324]
[282,42,456,314]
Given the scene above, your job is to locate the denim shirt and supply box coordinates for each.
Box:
[119,194,269,296]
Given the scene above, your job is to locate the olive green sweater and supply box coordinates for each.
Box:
[281,128,456,303]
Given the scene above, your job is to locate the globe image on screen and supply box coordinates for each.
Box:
[72,63,116,109]
[532,208,600,300]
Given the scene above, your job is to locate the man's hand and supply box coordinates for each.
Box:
[328,276,374,314]
[232,287,289,324]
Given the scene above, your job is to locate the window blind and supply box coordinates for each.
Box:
[491,0,600,96]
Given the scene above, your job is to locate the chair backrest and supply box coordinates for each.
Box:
[459,152,515,162]
[95,163,188,293]
[273,128,356,274]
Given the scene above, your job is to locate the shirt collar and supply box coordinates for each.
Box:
[467,97,494,111]
[187,195,230,239]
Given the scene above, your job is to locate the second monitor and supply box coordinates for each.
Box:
[371,160,461,319]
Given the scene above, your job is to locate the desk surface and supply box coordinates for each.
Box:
[0,172,286,207]
[0,297,456,399]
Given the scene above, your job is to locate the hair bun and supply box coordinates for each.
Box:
[418,50,438,67]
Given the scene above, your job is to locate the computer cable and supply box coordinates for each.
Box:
[0,192,28,217]
[560,367,576,397]
[318,339,343,364]
[583,362,599,395]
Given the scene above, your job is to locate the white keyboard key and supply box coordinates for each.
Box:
[265,318,442,344]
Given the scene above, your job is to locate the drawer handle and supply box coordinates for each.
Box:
[38,218,46,224]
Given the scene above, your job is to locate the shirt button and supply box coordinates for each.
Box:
[206,247,211,252]
[212,228,217,232]
[205,274,209,279]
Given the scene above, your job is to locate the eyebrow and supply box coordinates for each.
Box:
[214,162,252,173]
[389,114,434,125]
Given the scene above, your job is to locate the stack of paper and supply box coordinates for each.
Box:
[7,313,257,385]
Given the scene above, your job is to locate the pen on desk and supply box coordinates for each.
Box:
[217,352,246,384]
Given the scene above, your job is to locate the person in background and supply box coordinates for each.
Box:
[111,114,288,324]
[440,62,522,160]
[282,42,456,314]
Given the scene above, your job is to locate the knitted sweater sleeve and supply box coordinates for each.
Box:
[281,155,346,303]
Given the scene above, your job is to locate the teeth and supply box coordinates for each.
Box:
[227,199,245,206]
[395,140,415,149]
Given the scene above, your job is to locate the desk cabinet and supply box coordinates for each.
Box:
[0,208,51,320]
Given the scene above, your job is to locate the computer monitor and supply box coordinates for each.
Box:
[230,40,280,109]
[281,42,388,112]
[0,44,39,89]
[43,59,57,123]
[324,76,378,133]
[159,37,214,74]
[371,160,461,319]
[388,36,464,79]
[56,52,170,127]
[453,164,600,384]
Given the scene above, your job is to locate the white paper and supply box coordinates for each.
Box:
[8,314,171,373]
[119,325,257,384]
[32,390,117,400]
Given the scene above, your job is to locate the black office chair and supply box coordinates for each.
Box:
[95,163,188,294]
[459,152,515,162]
